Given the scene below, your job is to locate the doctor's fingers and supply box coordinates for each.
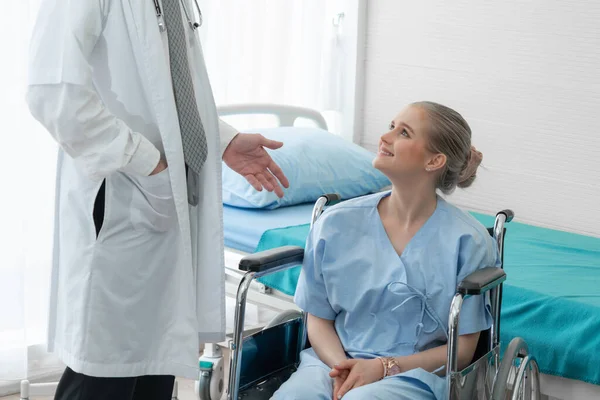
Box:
[268,160,290,188]
[244,174,263,192]
[255,173,275,192]
[260,136,284,150]
[251,172,285,198]
[263,169,287,198]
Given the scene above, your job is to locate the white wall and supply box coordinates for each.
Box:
[361,0,600,236]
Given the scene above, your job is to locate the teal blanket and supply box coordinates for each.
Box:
[254,213,600,385]
[255,224,310,295]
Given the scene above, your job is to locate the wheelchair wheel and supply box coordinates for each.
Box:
[511,354,541,400]
[492,337,541,400]
[263,309,303,329]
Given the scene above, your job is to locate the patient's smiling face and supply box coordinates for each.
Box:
[373,105,441,182]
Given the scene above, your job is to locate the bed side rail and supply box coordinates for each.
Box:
[217,103,328,130]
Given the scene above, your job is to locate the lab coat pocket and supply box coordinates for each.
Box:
[130,168,177,232]
[92,180,107,239]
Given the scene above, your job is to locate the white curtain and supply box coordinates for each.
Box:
[199,0,346,345]
[197,0,344,132]
[0,1,63,395]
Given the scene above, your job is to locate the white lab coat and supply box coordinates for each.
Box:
[26,0,238,379]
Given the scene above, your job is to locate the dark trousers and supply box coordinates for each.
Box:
[54,367,175,400]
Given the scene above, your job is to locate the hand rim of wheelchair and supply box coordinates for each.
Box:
[491,337,541,400]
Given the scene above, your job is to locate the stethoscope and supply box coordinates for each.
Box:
[153,0,203,32]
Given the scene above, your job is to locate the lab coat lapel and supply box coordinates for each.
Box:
[123,1,226,342]
[122,0,193,253]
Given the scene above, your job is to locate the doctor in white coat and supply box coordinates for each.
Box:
[26,0,289,399]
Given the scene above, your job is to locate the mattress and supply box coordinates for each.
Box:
[222,203,315,253]
[473,213,600,386]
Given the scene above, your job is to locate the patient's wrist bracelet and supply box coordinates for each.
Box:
[377,357,387,380]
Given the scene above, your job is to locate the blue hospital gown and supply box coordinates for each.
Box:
[272,191,501,400]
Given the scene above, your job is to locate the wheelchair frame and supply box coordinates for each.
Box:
[226,194,541,400]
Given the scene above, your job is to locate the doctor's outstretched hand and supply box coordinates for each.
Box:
[222,133,290,198]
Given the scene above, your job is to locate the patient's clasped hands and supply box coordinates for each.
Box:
[329,358,385,399]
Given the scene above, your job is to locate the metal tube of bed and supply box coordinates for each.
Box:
[216,104,329,131]
[227,272,255,400]
[446,293,464,399]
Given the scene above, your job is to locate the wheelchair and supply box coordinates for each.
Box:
[220,194,541,400]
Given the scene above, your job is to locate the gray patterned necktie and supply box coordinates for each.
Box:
[162,0,208,175]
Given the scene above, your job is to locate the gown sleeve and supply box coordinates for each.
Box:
[294,217,337,320]
[456,230,502,335]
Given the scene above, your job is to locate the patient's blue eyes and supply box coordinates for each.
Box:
[389,123,409,138]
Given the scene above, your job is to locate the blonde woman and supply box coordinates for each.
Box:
[273,102,496,400]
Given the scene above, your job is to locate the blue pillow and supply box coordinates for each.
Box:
[222,127,391,209]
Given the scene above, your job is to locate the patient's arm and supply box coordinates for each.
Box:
[307,313,348,368]
[394,332,480,374]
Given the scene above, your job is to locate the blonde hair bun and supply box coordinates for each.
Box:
[457,146,483,189]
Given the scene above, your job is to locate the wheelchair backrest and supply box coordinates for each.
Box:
[470,227,506,364]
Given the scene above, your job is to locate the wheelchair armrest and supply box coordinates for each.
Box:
[458,267,506,296]
[239,246,304,274]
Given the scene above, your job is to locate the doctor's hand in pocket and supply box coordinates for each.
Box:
[330,359,385,399]
[150,159,168,175]
[222,133,290,198]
